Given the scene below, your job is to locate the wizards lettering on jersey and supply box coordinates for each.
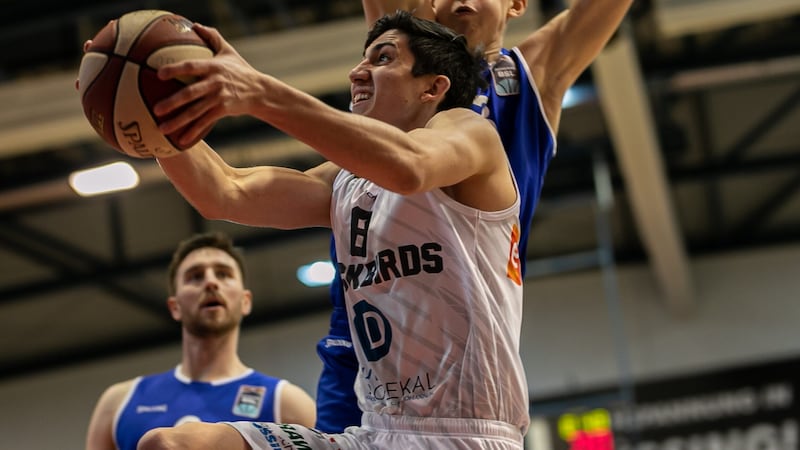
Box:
[337,243,443,291]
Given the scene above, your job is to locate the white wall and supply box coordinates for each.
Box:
[1,243,799,449]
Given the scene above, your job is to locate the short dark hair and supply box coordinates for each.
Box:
[167,231,246,295]
[366,10,486,111]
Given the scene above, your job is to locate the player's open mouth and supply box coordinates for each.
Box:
[200,298,225,309]
[454,5,477,15]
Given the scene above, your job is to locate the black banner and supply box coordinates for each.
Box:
[533,357,800,450]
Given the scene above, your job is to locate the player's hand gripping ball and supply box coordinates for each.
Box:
[77,10,214,158]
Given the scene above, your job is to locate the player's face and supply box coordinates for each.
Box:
[170,247,252,337]
[433,0,522,55]
[349,30,436,130]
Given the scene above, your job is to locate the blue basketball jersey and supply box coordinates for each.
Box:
[114,367,283,450]
[314,46,556,433]
[469,47,557,274]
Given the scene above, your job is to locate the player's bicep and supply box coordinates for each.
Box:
[278,383,317,428]
[411,111,503,189]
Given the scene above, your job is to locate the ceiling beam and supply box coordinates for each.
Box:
[653,0,800,38]
[0,226,329,305]
[591,26,695,315]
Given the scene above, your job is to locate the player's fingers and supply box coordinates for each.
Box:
[192,24,224,54]
[158,95,215,136]
[157,60,210,82]
[177,115,217,148]
[153,79,207,117]
[83,40,93,53]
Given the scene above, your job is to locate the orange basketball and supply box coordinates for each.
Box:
[77,10,214,158]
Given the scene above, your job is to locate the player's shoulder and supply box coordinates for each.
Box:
[109,377,138,392]
[429,107,489,128]
[96,377,137,408]
[249,370,282,383]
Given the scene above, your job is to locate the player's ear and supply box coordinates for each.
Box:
[421,75,450,104]
[241,290,253,316]
[167,296,181,321]
[508,0,527,19]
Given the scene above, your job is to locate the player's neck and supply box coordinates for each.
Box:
[180,332,248,381]
[480,40,504,66]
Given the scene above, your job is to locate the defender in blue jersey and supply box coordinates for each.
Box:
[314,0,634,433]
[112,368,287,450]
[86,232,315,450]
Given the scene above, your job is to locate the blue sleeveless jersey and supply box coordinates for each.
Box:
[470,47,557,269]
[114,368,283,450]
[314,46,556,433]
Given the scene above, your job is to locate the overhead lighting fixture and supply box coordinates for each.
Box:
[69,161,140,197]
[297,260,336,287]
[562,84,596,109]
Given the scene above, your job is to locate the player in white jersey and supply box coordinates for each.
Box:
[331,169,526,425]
[134,11,525,450]
[315,0,635,432]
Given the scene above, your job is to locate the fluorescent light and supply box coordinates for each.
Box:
[69,161,140,196]
[562,84,596,109]
[297,260,336,287]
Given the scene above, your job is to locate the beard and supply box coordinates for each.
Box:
[183,311,240,337]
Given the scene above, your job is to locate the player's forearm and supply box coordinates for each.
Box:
[564,0,633,63]
[251,75,429,194]
[157,143,244,221]
[533,0,633,97]
[362,0,433,27]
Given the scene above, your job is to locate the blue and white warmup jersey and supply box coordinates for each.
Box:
[114,367,284,450]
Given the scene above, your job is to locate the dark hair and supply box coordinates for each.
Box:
[366,10,487,111]
[167,231,246,295]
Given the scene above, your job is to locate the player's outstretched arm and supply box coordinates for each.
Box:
[156,143,336,230]
[155,24,507,202]
[362,0,435,28]
[519,0,634,131]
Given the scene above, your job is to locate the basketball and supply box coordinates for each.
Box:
[77,10,214,158]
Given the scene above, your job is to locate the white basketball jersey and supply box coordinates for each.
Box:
[330,170,530,434]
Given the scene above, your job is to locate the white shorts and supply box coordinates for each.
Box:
[227,412,524,449]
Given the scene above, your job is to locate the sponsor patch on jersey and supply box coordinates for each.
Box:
[232,385,266,418]
[491,54,520,96]
[507,224,522,286]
